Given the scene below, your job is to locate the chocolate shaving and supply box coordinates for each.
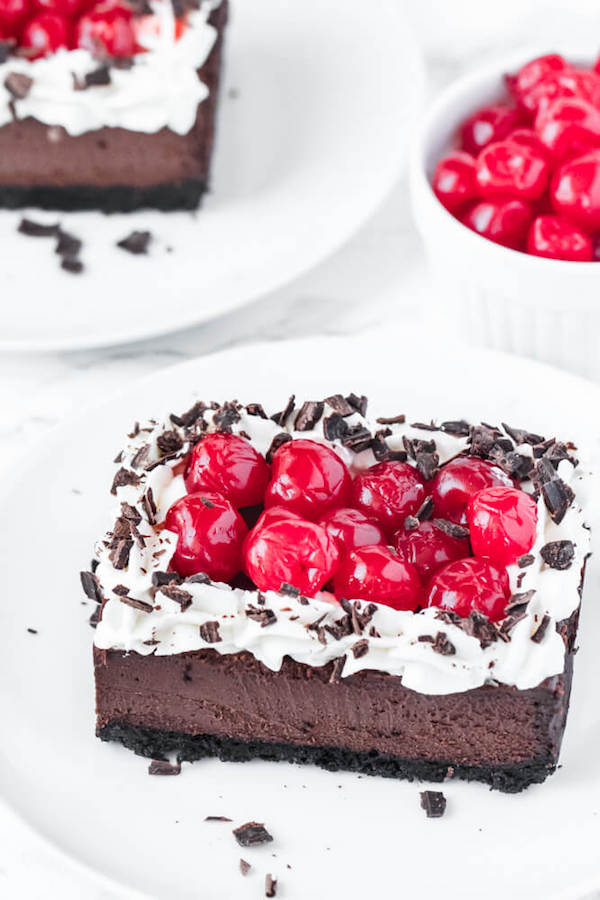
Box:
[502,423,544,446]
[415,496,434,521]
[4,71,32,99]
[159,584,193,611]
[205,815,232,822]
[271,395,295,427]
[371,429,407,462]
[111,467,141,494]
[142,488,157,525]
[415,451,439,481]
[507,589,536,610]
[265,874,277,898]
[121,501,141,524]
[61,256,83,274]
[89,606,101,628]
[117,230,152,255]
[404,515,419,532]
[376,413,406,425]
[247,606,277,627]
[294,400,324,432]
[433,632,456,656]
[199,621,222,643]
[531,614,551,643]
[0,42,12,64]
[239,859,251,876]
[266,432,292,463]
[148,759,181,776]
[80,570,102,604]
[187,572,211,585]
[130,443,150,470]
[199,496,214,509]
[469,424,503,458]
[329,657,345,684]
[279,582,300,597]
[461,610,498,648]
[157,430,183,454]
[410,421,438,432]
[352,638,369,659]
[73,65,111,90]
[325,394,355,416]
[324,617,353,640]
[420,791,446,818]
[108,538,132,570]
[440,419,470,436]
[119,595,153,613]
[488,446,534,479]
[433,519,469,540]
[18,218,59,237]
[541,477,574,524]
[345,393,367,416]
[246,402,267,419]
[498,607,529,640]
[170,401,207,428]
[541,540,575,570]
[233,822,273,847]
[402,435,436,457]
[151,571,183,587]
[517,553,535,568]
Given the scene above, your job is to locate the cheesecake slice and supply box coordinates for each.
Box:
[85,394,590,792]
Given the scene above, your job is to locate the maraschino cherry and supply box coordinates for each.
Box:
[244,516,340,596]
[165,491,248,582]
[21,10,68,57]
[527,215,593,261]
[0,0,30,37]
[432,151,478,213]
[394,520,470,582]
[185,432,270,509]
[350,460,426,534]
[430,457,514,525]
[75,0,135,57]
[333,545,422,612]
[426,557,510,622]
[467,485,537,566]
[264,439,351,520]
[460,104,521,156]
[319,507,386,556]
[475,140,549,200]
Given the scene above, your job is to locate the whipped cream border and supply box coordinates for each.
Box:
[0,0,221,136]
[91,396,591,696]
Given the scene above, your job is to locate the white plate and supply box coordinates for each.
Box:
[0,0,423,353]
[0,329,599,900]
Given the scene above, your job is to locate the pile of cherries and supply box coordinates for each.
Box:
[163,432,538,624]
[0,0,160,62]
[433,54,600,261]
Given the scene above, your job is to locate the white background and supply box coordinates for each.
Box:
[2,2,600,897]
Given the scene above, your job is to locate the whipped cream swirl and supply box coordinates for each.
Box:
[0,0,220,136]
[92,397,590,696]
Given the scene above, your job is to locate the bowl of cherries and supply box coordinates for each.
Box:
[410,49,600,382]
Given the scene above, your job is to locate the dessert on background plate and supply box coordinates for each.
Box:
[84,393,590,793]
[0,0,227,210]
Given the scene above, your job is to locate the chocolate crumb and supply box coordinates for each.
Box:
[199,620,221,643]
[204,815,232,822]
[74,65,111,89]
[27,627,38,634]
[117,230,152,255]
[352,638,369,659]
[540,540,575,570]
[5,71,32,98]
[265,874,277,897]
[119,595,153,614]
[531,614,551,644]
[151,571,183,587]
[329,657,345,684]
[148,759,181,776]
[111,467,141,495]
[433,519,469,540]
[246,403,267,419]
[157,430,183,454]
[440,419,470,436]
[517,554,535,568]
[325,394,355,416]
[80,570,102,603]
[271,395,295,427]
[18,218,59,237]
[159,584,193,611]
[266,432,292,464]
[239,859,251,876]
[345,393,368,416]
[420,790,446,818]
[376,413,405,425]
[142,487,157,525]
[233,822,273,847]
[294,400,324,432]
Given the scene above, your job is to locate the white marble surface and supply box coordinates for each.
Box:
[1,20,600,899]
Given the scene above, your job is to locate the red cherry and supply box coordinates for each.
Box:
[551,150,600,231]
[75,0,135,57]
[507,128,550,160]
[394,521,470,582]
[33,0,82,19]
[461,198,533,250]
[426,557,510,622]
[0,0,30,36]
[527,215,593,261]
[467,486,537,567]
[431,457,514,525]
[244,517,340,597]
[432,151,478,213]
[21,11,68,57]
[475,140,549,201]
[507,54,568,108]
[165,491,248,582]
[460,104,521,156]
[333,545,422,612]
[265,439,351,520]
[535,97,600,161]
[350,461,426,534]
[253,507,303,531]
[184,433,270,510]
[520,68,600,117]
[319,507,386,556]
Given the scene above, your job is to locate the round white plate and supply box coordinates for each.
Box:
[0,330,599,900]
[0,0,423,353]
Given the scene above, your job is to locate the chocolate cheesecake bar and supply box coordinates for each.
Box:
[0,0,227,211]
[86,396,590,792]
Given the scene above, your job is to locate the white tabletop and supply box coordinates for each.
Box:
[2,16,600,897]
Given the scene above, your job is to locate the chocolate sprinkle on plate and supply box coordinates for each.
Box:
[517,553,535,568]
[199,620,222,643]
[204,815,232,822]
[531,614,551,643]
[541,540,575,570]
[148,759,181,776]
[265,874,277,897]
[18,218,59,237]
[27,627,38,634]
[117,230,152,255]
[420,791,446,818]
[232,822,273,848]
[239,859,251,876]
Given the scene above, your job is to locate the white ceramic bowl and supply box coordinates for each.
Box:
[409,49,600,382]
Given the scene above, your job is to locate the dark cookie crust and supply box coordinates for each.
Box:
[97,721,557,793]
